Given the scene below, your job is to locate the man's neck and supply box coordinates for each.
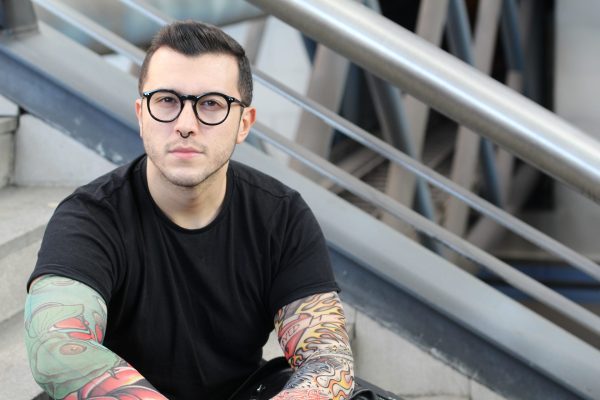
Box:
[146,162,229,230]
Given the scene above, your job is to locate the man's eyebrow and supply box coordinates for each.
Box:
[147,88,235,96]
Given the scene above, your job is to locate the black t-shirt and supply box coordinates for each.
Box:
[28,155,338,399]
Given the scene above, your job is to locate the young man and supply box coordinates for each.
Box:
[24,21,354,399]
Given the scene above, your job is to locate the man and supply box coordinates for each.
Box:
[24,21,354,399]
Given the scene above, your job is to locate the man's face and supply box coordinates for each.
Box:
[135,47,255,189]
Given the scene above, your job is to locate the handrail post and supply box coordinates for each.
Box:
[0,0,38,37]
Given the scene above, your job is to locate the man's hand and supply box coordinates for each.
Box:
[273,292,354,400]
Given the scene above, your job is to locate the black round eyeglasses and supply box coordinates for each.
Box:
[142,89,248,126]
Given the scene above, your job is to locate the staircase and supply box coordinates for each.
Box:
[2,1,600,399]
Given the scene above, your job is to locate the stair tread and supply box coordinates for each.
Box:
[0,312,43,400]
[0,186,74,258]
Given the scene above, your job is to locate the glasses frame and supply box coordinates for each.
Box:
[142,89,247,126]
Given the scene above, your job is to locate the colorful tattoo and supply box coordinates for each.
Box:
[24,275,166,400]
[271,388,329,400]
[274,292,354,400]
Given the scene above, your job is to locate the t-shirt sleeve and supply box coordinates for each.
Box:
[27,194,124,304]
[268,192,339,317]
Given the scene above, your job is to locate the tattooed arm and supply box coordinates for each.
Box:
[272,292,354,400]
[24,275,167,400]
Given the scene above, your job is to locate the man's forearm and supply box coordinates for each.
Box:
[24,275,167,400]
[274,292,355,400]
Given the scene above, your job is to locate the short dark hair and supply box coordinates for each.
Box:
[138,20,253,105]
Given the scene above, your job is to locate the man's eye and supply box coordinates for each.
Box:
[200,99,225,109]
[202,100,217,107]
[157,96,176,104]
[199,96,226,110]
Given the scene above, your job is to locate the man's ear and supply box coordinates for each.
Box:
[135,98,143,137]
[236,106,256,144]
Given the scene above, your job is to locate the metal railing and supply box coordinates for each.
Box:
[248,0,600,204]
[33,0,145,64]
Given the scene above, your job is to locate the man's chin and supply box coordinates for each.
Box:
[154,157,230,189]
[164,174,205,188]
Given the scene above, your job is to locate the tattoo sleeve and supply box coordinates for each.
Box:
[24,275,167,400]
[273,292,354,400]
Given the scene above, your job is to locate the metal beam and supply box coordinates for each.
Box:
[443,0,502,243]
[0,0,38,36]
[289,44,349,179]
[381,0,448,228]
[363,0,439,247]
[33,0,146,65]
[0,22,142,164]
[364,73,440,252]
[468,0,536,250]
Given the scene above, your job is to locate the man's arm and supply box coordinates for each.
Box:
[24,275,167,400]
[273,291,354,400]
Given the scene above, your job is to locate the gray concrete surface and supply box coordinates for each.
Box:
[0,186,74,323]
[353,312,507,400]
[0,185,75,400]
[0,241,42,324]
[14,115,116,187]
[0,313,43,400]
[0,186,73,260]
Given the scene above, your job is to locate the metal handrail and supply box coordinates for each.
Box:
[253,70,600,283]
[33,0,145,65]
[251,120,600,337]
[118,0,174,26]
[248,0,600,204]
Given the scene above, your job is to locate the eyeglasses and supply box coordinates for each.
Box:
[142,89,247,126]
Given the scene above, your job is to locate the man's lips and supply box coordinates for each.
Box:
[169,147,202,158]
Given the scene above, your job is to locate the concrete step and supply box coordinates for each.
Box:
[0,312,44,400]
[14,114,117,187]
[352,311,506,400]
[0,117,17,189]
[0,186,73,400]
[0,186,74,324]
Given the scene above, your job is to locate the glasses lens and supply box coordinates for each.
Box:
[148,91,181,122]
[196,94,229,125]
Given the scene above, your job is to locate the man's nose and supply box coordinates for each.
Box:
[174,100,198,136]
